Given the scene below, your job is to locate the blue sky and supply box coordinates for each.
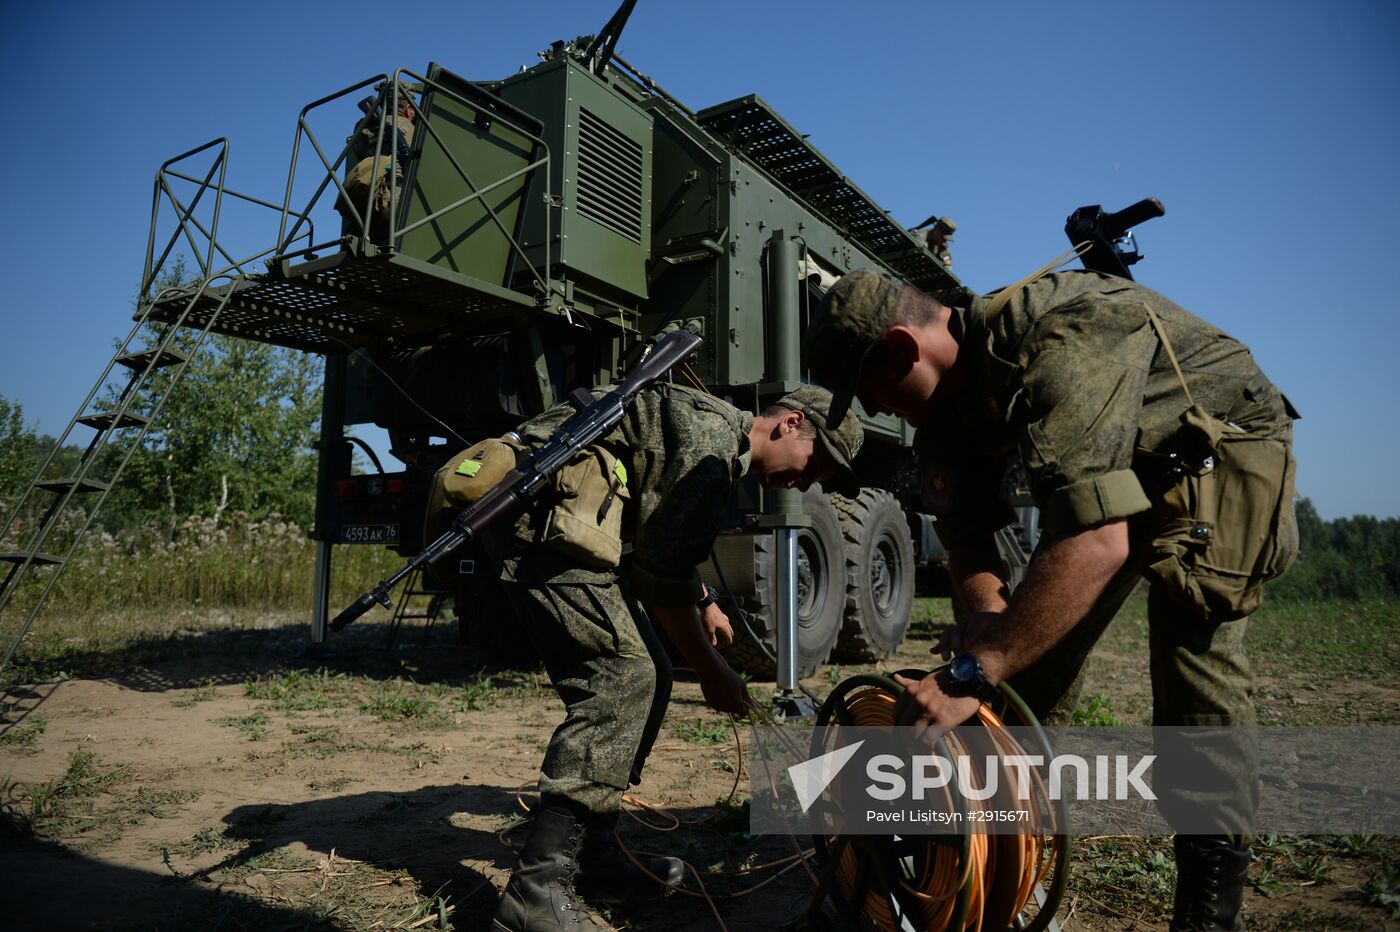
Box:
[1,1,1397,519]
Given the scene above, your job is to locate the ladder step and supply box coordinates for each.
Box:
[34,477,111,495]
[77,411,150,431]
[116,347,189,371]
[0,552,65,566]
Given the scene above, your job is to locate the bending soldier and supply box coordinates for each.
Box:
[805,268,1298,932]
[430,383,863,932]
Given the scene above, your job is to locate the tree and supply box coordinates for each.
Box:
[101,259,324,530]
[0,395,38,500]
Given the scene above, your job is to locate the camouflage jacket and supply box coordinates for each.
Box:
[919,270,1297,545]
[514,383,753,608]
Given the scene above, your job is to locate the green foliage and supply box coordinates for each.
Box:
[0,395,36,499]
[103,332,322,529]
[674,716,733,745]
[1360,864,1400,919]
[1271,497,1400,602]
[33,511,399,613]
[1070,693,1119,726]
[99,258,323,529]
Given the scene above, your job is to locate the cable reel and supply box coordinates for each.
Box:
[796,672,1071,932]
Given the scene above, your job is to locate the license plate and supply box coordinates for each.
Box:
[341,524,399,545]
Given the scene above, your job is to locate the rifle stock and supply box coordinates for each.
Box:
[330,323,703,632]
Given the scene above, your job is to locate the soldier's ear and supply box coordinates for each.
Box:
[784,409,806,436]
[883,327,921,372]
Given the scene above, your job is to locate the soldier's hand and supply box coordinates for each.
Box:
[699,660,751,715]
[701,602,734,647]
[892,672,981,732]
[934,612,994,661]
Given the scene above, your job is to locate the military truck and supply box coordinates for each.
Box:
[0,2,1046,683]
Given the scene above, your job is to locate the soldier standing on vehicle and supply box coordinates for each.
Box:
[429,384,863,932]
[805,268,1299,931]
[911,214,957,267]
[337,80,418,239]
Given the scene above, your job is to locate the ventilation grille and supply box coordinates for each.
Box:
[576,107,643,243]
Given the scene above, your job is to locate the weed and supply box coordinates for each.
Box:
[453,675,500,712]
[1070,693,1119,726]
[162,825,241,857]
[0,714,47,752]
[306,776,353,793]
[359,681,450,729]
[245,669,344,712]
[244,847,317,871]
[217,712,270,741]
[5,750,128,839]
[1296,853,1333,883]
[515,732,548,752]
[674,717,732,745]
[1359,864,1400,919]
[171,684,217,708]
[127,786,201,818]
[1330,834,1383,858]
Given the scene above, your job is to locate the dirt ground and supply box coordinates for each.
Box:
[1,599,1396,931]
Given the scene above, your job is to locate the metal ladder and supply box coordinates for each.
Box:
[0,278,241,674]
[384,565,453,649]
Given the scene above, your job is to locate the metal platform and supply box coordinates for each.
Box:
[697,95,965,302]
[147,248,538,353]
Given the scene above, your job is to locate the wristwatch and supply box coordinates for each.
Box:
[696,584,719,609]
[943,654,1000,703]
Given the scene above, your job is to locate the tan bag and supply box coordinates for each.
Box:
[541,446,630,569]
[425,437,526,538]
[335,156,402,236]
[1140,308,1298,621]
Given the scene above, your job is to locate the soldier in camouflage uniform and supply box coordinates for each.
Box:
[430,384,863,932]
[805,268,1299,932]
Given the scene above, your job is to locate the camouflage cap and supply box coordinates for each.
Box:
[803,268,904,423]
[771,384,865,497]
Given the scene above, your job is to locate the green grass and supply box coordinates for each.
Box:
[674,716,733,745]
[217,712,271,741]
[171,684,217,708]
[245,669,348,713]
[1070,692,1119,726]
[0,714,47,752]
[2,749,129,840]
[2,510,402,616]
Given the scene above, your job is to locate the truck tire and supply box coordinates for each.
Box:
[722,489,844,680]
[831,490,916,662]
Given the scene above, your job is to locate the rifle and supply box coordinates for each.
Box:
[1065,197,1166,281]
[330,322,703,631]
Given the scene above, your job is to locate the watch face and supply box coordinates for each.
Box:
[950,654,979,682]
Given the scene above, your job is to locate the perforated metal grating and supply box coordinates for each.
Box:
[149,252,534,352]
[696,96,965,302]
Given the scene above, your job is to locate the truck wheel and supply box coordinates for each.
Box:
[722,488,844,680]
[831,490,916,662]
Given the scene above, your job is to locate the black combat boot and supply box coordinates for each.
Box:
[1171,835,1252,931]
[575,812,685,902]
[492,803,608,932]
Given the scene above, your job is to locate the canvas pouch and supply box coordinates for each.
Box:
[1139,309,1298,621]
[541,446,630,569]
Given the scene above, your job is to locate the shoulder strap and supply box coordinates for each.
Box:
[983,240,1092,322]
[1141,303,1196,409]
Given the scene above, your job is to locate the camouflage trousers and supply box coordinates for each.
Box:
[1007,536,1260,844]
[484,513,672,815]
